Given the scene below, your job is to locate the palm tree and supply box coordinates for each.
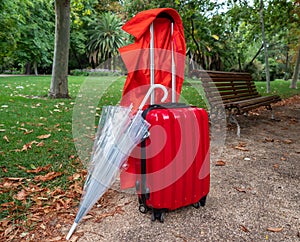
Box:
[87,12,125,70]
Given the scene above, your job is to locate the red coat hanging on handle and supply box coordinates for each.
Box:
[119,8,186,190]
[119,8,186,110]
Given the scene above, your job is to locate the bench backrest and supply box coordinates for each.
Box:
[192,70,260,106]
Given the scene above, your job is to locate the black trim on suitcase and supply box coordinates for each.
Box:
[138,103,196,222]
[142,103,191,119]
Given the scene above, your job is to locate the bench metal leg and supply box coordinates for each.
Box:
[229,114,241,137]
[266,105,275,120]
[271,110,275,120]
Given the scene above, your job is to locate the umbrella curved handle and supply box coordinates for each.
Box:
[138,84,168,110]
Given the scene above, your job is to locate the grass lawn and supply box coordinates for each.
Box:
[0,75,299,234]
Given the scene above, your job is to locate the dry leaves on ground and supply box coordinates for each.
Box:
[267,227,283,233]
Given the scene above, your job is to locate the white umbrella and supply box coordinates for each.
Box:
[66,84,168,240]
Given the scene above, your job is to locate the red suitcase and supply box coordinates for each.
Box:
[135,103,210,221]
[119,9,210,221]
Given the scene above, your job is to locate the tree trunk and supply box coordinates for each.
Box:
[248,44,264,66]
[284,45,289,80]
[260,0,271,93]
[25,62,31,75]
[49,0,70,98]
[290,45,300,89]
[238,53,242,71]
[33,61,38,76]
[190,19,204,69]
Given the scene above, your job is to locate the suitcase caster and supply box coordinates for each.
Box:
[151,209,165,223]
[139,204,148,214]
[193,196,207,209]
[192,201,201,209]
[199,195,207,206]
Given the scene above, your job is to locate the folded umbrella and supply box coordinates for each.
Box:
[66,84,168,240]
[66,107,148,240]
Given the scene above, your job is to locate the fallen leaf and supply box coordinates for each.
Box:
[21,141,38,151]
[24,129,34,135]
[34,171,63,182]
[82,215,94,220]
[37,134,51,139]
[283,139,293,144]
[14,189,27,201]
[36,141,44,147]
[1,201,15,208]
[264,138,274,142]
[40,223,46,230]
[4,225,13,236]
[73,173,81,180]
[0,219,10,227]
[215,160,226,166]
[26,164,51,174]
[234,187,247,193]
[47,236,63,241]
[234,146,249,151]
[240,225,250,233]
[273,164,280,169]
[1,166,8,173]
[234,142,249,151]
[18,165,27,171]
[3,135,9,143]
[267,227,283,232]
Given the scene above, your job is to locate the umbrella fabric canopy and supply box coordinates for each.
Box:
[119,8,186,110]
[66,106,149,240]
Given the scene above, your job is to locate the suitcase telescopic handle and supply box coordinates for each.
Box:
[150,16,176,104]
[139,84,168,110]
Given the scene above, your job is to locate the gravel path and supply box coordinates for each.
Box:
[66,96,300,242]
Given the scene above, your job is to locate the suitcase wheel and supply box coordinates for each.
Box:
[199,195,207,206]
[192,201,201,209]
[193,196,207,209]
[139,204,148,214]
[151,209,165,223]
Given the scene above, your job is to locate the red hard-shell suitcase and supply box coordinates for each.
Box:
[135,103,210,221]
[119,9,210,221]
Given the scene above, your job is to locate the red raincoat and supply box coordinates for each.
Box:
[119,8,186,110]
[119,8,186,189]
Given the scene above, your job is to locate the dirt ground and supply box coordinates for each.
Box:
[64,95,299,242]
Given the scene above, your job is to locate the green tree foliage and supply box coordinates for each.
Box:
[87,12,126,68]
[0,0,54,73]
[69,0,98,70]
[15,0,55,75]
[0,0,298,82]
[0,0,54,74]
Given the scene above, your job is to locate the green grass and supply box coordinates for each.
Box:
[0,75,299,223]
[255,79,300,99]
[0,75,124,222]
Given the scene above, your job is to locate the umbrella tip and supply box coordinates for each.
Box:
[66,222,78,240]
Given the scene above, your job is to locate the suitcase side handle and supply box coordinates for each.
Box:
[139,84,168,110]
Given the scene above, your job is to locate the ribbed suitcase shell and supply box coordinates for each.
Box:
[136,104,210,212]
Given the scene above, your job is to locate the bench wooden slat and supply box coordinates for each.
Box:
[202,82,256,88]
[206,90,260,99]
[191,70,281,115]
[203,86,258,93]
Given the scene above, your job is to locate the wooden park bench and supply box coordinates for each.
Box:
[191,70,281,136]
